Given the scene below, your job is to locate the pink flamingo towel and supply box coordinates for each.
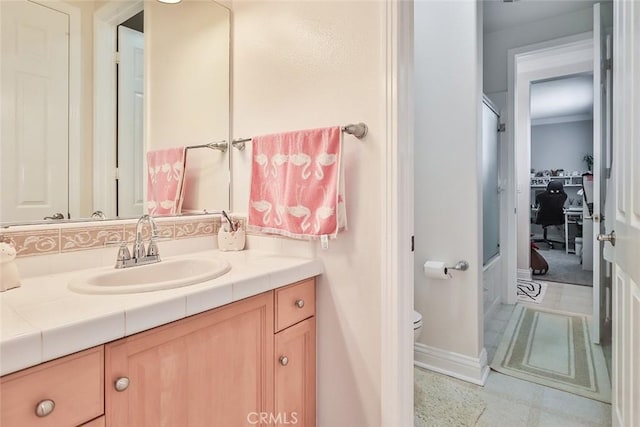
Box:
[248,126,347,240]
[146,147,187,215]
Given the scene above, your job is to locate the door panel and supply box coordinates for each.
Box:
[1,0,69,222]
[106,292,274,427]
[275,318,316,427]
[117,26,145,218]
[592,2,608,343]
[611,0,640,425]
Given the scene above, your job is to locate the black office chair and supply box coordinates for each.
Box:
[533,180,567,249]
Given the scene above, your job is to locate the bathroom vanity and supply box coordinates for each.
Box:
[0,248,320,427]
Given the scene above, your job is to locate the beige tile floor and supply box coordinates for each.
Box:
[520,280,593,315]
[413,281,611,426]
[414,368,611,427]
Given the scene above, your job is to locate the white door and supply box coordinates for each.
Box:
[610,1,640,425]
[592,2,610,344]
[117,25,144,218]
[1,0,69,222]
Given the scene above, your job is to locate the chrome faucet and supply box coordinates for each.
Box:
[114,214,161,269]
[91,210,107,220]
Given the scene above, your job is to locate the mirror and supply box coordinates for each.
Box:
[0,0,230,225]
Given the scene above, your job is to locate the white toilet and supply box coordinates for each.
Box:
[413,310,423,342]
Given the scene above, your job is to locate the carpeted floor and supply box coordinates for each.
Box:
[491,305,611,403]
[534,245,592,287]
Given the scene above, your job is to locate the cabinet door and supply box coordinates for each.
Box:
[0,346,104,427]
[274,317,316,427]
[105,292,274,427]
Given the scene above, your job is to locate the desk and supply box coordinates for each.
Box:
[564,208,583,254]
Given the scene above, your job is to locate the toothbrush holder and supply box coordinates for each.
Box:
[217,227,246,251]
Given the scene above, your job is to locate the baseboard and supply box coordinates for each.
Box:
[414,343,490,386]
[517,268,532,281]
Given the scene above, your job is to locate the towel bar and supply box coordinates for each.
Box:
[185,141,228,153]
[231,122,368,151]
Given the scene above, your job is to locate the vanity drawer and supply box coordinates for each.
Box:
[0,346,104,427]
[275,278,316,332]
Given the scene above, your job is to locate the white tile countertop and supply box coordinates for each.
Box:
[0,249,323,376]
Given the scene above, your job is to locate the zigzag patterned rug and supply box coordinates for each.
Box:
[517,279,547,304]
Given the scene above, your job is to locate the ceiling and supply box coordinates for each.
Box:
[483,0,605,34]
[530,74,593,123]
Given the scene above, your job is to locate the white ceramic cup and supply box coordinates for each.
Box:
[217,228,246,251]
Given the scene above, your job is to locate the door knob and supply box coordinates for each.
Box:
[597,230,616,246]
[279,356,289,366]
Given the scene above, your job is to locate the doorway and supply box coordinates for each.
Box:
[117,11,145,218]
[482,0,613,407]
[529,73,594,288]
[93,0,144,219]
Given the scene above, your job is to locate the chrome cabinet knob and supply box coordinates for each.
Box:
[294,299,305,309]
[279,356,289,366]
[597,230,616,246]
[35,399,55,417]
[114,377,130,392]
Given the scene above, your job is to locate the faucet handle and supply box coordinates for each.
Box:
[147,238,160,258]
[116,242,131,268]
[116,242,132,262]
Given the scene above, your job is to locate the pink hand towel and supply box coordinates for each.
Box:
[146,147,187,215]
[248,127,346,240]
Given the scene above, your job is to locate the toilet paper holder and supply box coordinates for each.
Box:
[447,260,469,272]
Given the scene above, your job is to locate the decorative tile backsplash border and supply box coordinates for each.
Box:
[0,215,245,258]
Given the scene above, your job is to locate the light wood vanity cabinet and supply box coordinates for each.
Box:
[105,291,275,427]
[104,277,316,427]
[0,277,316,427]
[274,279,316,427]
[0,346,104,427]
[275,317,316,427]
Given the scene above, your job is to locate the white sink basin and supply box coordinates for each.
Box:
[68,258,231,294]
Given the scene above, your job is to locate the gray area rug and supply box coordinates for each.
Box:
[414,367,486,426]
[491,305,611,403]
[535,245,592,287]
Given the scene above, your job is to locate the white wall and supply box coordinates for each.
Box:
[484,6,594,94]
[414,0,486,383]
[530,120,593,239]
[146,0,230,212]
[63,0,96,216]
[531,120,593,173]
[231,1,386,424]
